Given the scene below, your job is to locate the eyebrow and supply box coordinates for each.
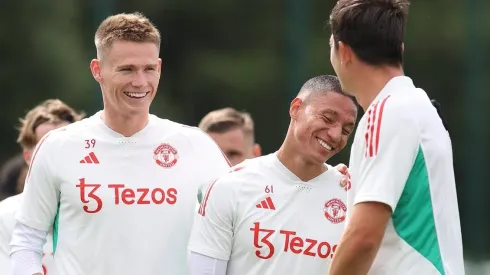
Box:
[115,63,158,70]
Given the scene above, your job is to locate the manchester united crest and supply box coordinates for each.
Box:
[153,143,178,168]
[323,198,347,224]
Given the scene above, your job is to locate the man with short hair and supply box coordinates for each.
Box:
[199,107,261,166]
[188,75,358,275]
[10,13,231,275]
[327,0,464,274]
[0,98,83,275]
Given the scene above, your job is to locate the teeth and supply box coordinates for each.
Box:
[125,92,147,98]
[317,138,332,151]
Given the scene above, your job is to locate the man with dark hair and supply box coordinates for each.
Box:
[188,75,357,275]
[199,108,261,166]
[328,1,464,274]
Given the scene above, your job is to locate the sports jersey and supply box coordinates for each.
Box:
[189,153,347,275]
[348,76,464,274]
[15,111,231,275]
[0,194,57,275]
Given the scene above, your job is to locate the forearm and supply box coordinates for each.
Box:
[10,222,47,275]
[329,236,378,275]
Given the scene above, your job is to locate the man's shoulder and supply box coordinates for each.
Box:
[43,116,98,146]
[217,156,273,185]
[152,117,212,143]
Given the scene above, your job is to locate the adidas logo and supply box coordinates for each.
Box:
[256,196,275,210]
[80,152,100,164]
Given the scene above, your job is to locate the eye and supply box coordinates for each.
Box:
[119,68,131,72]
[342,128,352,135]
[145,67,156,71]
[322,116,334,123]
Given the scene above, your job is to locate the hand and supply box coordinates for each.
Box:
[334,163,351,191]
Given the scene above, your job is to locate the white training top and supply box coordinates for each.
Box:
[348,76,464,274]
[189,153,347,275]
[0,194,57,275]
[15,111,231,275]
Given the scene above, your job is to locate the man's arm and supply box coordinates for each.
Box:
[188,174,238,271]
[10,133,60,275]
[189,252,228,275]
[329,202,391,274]
[329,100,419,275]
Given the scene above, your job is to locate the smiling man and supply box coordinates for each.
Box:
[188,75,358,275]
[9,13,231,275]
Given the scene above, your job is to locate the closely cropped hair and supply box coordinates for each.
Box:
[298,75,356,105]
[95,12,161,58]
[199,108,255,139]
[17,99,84,149]
[329,0,409,67]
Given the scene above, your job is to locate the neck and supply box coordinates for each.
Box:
[276,136,327,182]
[101,108,149,137]
[352,65,404,111]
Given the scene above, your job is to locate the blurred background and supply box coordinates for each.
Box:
[0,0,488,273]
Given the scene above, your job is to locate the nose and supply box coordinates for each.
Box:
[131,70,146,88]
[327,125,342,143]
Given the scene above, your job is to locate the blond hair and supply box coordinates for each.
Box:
[199,108,255,141]
[17,99,84,149]
[95,12,161,59]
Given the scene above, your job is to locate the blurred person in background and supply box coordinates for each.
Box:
[199,107,261,166]
[10,12,231,275]
[328,0,464,274]
[189,75,357,275]
[0,154,28,201]
[0,99,83,275]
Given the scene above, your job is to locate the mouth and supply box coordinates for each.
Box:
[124,92,149,99]
[316,138,334,151]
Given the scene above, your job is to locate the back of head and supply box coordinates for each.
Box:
[95,12,161,59]
[199,108,255,141]
[17,99,84,150]
[329,0,409,67]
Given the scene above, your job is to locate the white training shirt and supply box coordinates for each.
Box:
[14,111,231,275]
[348,76,464,274]
[189,153,347,275]
[0,194,56,275]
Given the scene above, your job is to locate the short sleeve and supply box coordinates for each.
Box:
[16,133,61,231]
[188,176,236,261]
[354,100,419,212]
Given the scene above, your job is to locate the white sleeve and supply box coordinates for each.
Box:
[0,213,12,273]
[192,130,231,202]
[354,99,419,212]
[10,222,48,275]
[189,252,228,275]
[16,133,60,231]
[188,176,236,260]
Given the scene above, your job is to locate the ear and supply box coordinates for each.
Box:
[401,42,405,53]
[23,149,32,166]
[290,97,303,120]
[338,41,353,66]
[253,143,262,157]
[157,58,163,75]
[90,59,102,83]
